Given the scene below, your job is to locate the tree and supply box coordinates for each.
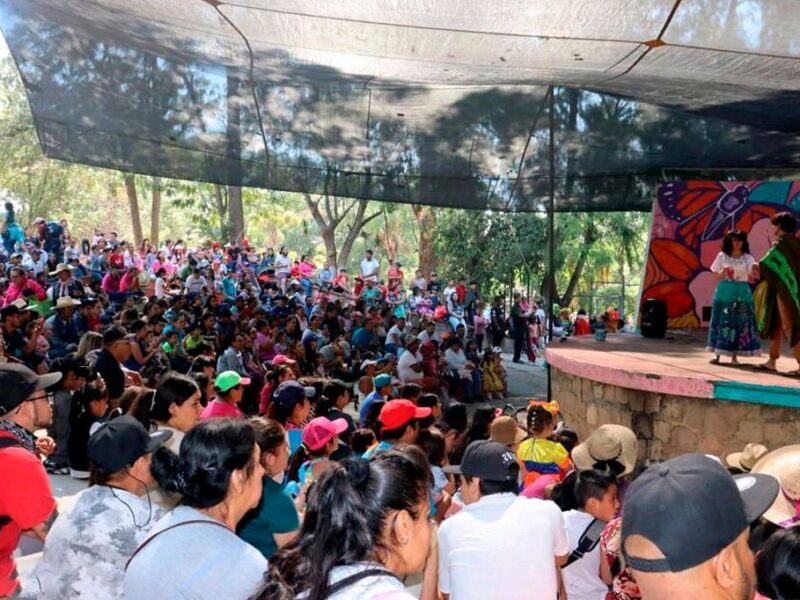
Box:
[150,177,162,246]
[411,205,437,276]
[124,174,144,247]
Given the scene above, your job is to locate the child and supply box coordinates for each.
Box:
[416,427,454,522]
[481,348,507,401]
[516,400,571,489]
[67,382,109,479]
[288,416,348,484]
[350,428,376,455]
[559,470,619,600]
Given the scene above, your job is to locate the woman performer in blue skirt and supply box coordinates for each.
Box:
[707,230,761,364]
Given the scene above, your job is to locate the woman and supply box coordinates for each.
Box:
[267,380,313,454]
[124,419,267,600]
[707,230,761,364]
[261,446,433,600]
[237,417,300,560]
[755,526,800,600]
[315,379,356,451]
[150,372,203,451]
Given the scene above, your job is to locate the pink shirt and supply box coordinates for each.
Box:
[200,399,242,420]
[473,315,487,335]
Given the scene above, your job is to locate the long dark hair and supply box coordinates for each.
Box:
[150,372,199,423]
[316,380,349,418]
[756,527,800,600]
[721,229,750,255]
[150,418,257,508]
[261,446,430,600]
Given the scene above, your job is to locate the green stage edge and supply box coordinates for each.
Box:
[714,381,800,408]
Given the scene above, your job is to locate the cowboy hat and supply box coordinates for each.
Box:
[572,424,638,477]
[725,443,769,472]
[55,297,81,310]
[49,263,73,276]
[751,445,800,528]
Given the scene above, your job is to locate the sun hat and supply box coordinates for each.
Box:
[54,296,81,310]
[404,334,419,347]
[302,417,349,452]
[725,442,769,473]
[360,358,378,370]
[49,263,73,276]
[751,445,800,528]
[378,399,431,430]
[214,370,251,392]
[87,415,172,474]
[572,423,638,477]
[491,346,503,354]
[0,363,62,416]
[443,440,518,483]
[373,373,392,388]
[622,453,778,573]
[490,416,527,447]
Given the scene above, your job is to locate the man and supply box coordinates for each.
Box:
[398,335,439,393]
[362,399,430,458]
[94,325,139,402]
[360,249,380,283]
[359,372,393,427]
[510,293,526,363]
[46,263,84,301]
[418,319,438,344]
[621,453,779,600]
[490,295,506,348]
[360,279,382,308]
[44,296,81,359]
[385,316,406,355]
[119,265,142,294]
[302,312,327,347]
[5,267,46,304]
[757,212,800,374]
[352,318,377,351]
[45,353,92,473]
[27,416,170,598]
[438,440,570,600]
[185,267,208,296]
[465,280,482,323]
[2,303,46,374]
[0,364,62,598]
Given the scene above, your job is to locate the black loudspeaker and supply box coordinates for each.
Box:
[640,298,667,339]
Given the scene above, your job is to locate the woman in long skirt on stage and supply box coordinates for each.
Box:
[707,230,761,364]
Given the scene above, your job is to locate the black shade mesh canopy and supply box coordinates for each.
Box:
[1,0,799,211]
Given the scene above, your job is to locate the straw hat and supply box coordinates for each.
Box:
[751,445,800,527]
[490,416,526,447]
[572,424,638,477]
[725,443,769,472]
[54,297,81,310]
[49,263,73,276]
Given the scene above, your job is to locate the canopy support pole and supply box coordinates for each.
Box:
[547,86,556,402]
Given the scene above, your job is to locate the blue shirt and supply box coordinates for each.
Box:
[358,390,384,427]
[362,440,394,459]
[352,327,376,350]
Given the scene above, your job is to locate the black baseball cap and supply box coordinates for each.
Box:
[622,453,778,573]
[0,363,62,415]
[443,440,518,482]
[87,416,172,473]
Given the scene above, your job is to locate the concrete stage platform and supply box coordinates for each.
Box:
[546,333,799,460]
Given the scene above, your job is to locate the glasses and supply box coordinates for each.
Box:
[28,392,54,407]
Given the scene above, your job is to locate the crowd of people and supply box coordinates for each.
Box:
[1,216,799,600]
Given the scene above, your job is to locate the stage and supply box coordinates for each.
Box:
[545,333,800,460]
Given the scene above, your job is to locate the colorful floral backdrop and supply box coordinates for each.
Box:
[641,181,800,329]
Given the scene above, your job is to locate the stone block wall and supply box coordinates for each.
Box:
[552,368,800,460]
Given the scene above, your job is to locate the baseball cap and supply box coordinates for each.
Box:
[490,416,526,446]
[622,453,778,573]
[443,440,518,482]
[374,373,392,388]
[0,363,62,415]
[378,399,431,430]
[302,417,349,452]
[87,416,172,473]
[361,359,378,370]
[272,380,316,409]
[214,370,251,392]
[271,354,296,366]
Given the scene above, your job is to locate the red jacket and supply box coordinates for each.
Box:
[5,277,46,303]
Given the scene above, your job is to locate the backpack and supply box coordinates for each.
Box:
[563,518,606,568]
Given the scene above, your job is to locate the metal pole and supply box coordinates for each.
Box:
[547,86,556,402]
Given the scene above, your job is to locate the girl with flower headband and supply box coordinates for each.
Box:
[516,399,572,489]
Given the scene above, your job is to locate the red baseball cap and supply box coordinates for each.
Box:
[272,354,296,366]
[302,417,349,451]
[378,399,432,430]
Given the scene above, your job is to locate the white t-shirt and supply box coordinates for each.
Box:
[445,348,468,371]
[562,510,608,600]
[438,494,569,600]
[360,257,380,279]
[709,252,756,283]
[320,563,414,600]
[274,254,291,274]
[154,276,168,299]
[397,349,423,382]
[386,324,404,346]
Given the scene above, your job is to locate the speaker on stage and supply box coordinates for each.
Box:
[640,298,667,339]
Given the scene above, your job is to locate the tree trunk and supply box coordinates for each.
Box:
[228,185,244,243]
[559,217,596,307]
[412,205,437,276]
[150,177,161,247]
[124,174,144,248]
[339,199,382,268]
[213,184,230,241]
